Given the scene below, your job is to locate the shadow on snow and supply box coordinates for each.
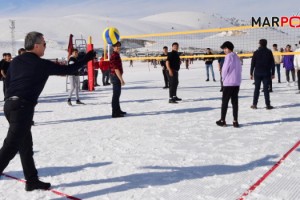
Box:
[52,155,277,199]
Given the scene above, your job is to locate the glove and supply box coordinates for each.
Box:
[83,50,96,63]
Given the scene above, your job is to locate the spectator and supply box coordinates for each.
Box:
[166,42,182,103]
[99,53,110,86]
[204,48,216,82]
[282,44,295,86]
[160,46,169,89]
[67,48,85,106]
[110,41,126,118]
[294,41,300,93]
[250,39,275,110]
[216,41,242,128]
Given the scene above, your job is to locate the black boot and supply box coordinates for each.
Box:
[67,99,72,106]
[120,110,127,115]
[112,113,125,118]
[76,100,85,105]
[25,180,51,191]
[216,119,227,127]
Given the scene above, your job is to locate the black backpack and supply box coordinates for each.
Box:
[82,79,88,90]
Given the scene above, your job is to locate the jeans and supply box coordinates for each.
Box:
[167,70,179,98]
[111,75,122,114]
[0,98,38,182]
[205,64,215,80]
[253,74,271,106]
[102,70,110,85]
[221,86,239,121]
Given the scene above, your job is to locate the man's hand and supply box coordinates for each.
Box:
[168,70,173,77]
[121,80,125,86]
[83,50,96,62]
[271,75,275,79]
[250,75,253,80]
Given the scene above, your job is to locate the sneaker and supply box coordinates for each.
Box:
[76,100,85,105]
[233,121,239,128]
[67,99,72,106]
[266,105,274,110]
[278,80,281,83]
[206,79,209,81]
[216,120,226,127]
[213,79,216,82]
[106,83,111,85]
[250,105,257,109]
[169,98,178,104]
[163,86,168,89]
[220,89,223,92]
[173,96,182,101]
[25,180,51,191]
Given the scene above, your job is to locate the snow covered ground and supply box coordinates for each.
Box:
[0,59,299,200]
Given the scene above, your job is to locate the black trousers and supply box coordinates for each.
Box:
[286,69,295,82]
[0,98,38,182]
[253,74,271,106]
[221,86,239,121]
[167,70,179,98]
[220,71,223,90]
[275,64,281,82]
[2,78,6,97]
[162,69,169,87]
[111,75,122,114]
[94,70,98,85]
[297,70,300,90]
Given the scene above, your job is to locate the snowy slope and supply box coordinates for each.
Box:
[0,59,299,199]
[1,10,299,58]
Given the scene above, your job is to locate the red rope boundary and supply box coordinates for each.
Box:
[238,140,300,200]
[1,173,81,200]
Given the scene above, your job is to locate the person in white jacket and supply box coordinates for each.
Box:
[294,41,300,93]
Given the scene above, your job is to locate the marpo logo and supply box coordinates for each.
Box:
[251,14,300,28]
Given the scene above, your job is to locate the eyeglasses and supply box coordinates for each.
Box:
[36,42,46,47]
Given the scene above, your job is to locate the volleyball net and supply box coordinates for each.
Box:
[116,25,300,61]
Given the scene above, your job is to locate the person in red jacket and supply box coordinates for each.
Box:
[93,57,100,86]
[99,53,110,86]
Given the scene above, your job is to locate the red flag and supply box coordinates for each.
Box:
[67,34,74,60]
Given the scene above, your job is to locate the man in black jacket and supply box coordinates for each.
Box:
[0,31,95,191]
[166,42,181,103]
[250,39,275,109]
[160,46,169,89]
[0,53,11,96]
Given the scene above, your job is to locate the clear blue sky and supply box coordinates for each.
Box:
[0,0,299,20]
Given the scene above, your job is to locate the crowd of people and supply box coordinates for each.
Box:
[1,31,300,192]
